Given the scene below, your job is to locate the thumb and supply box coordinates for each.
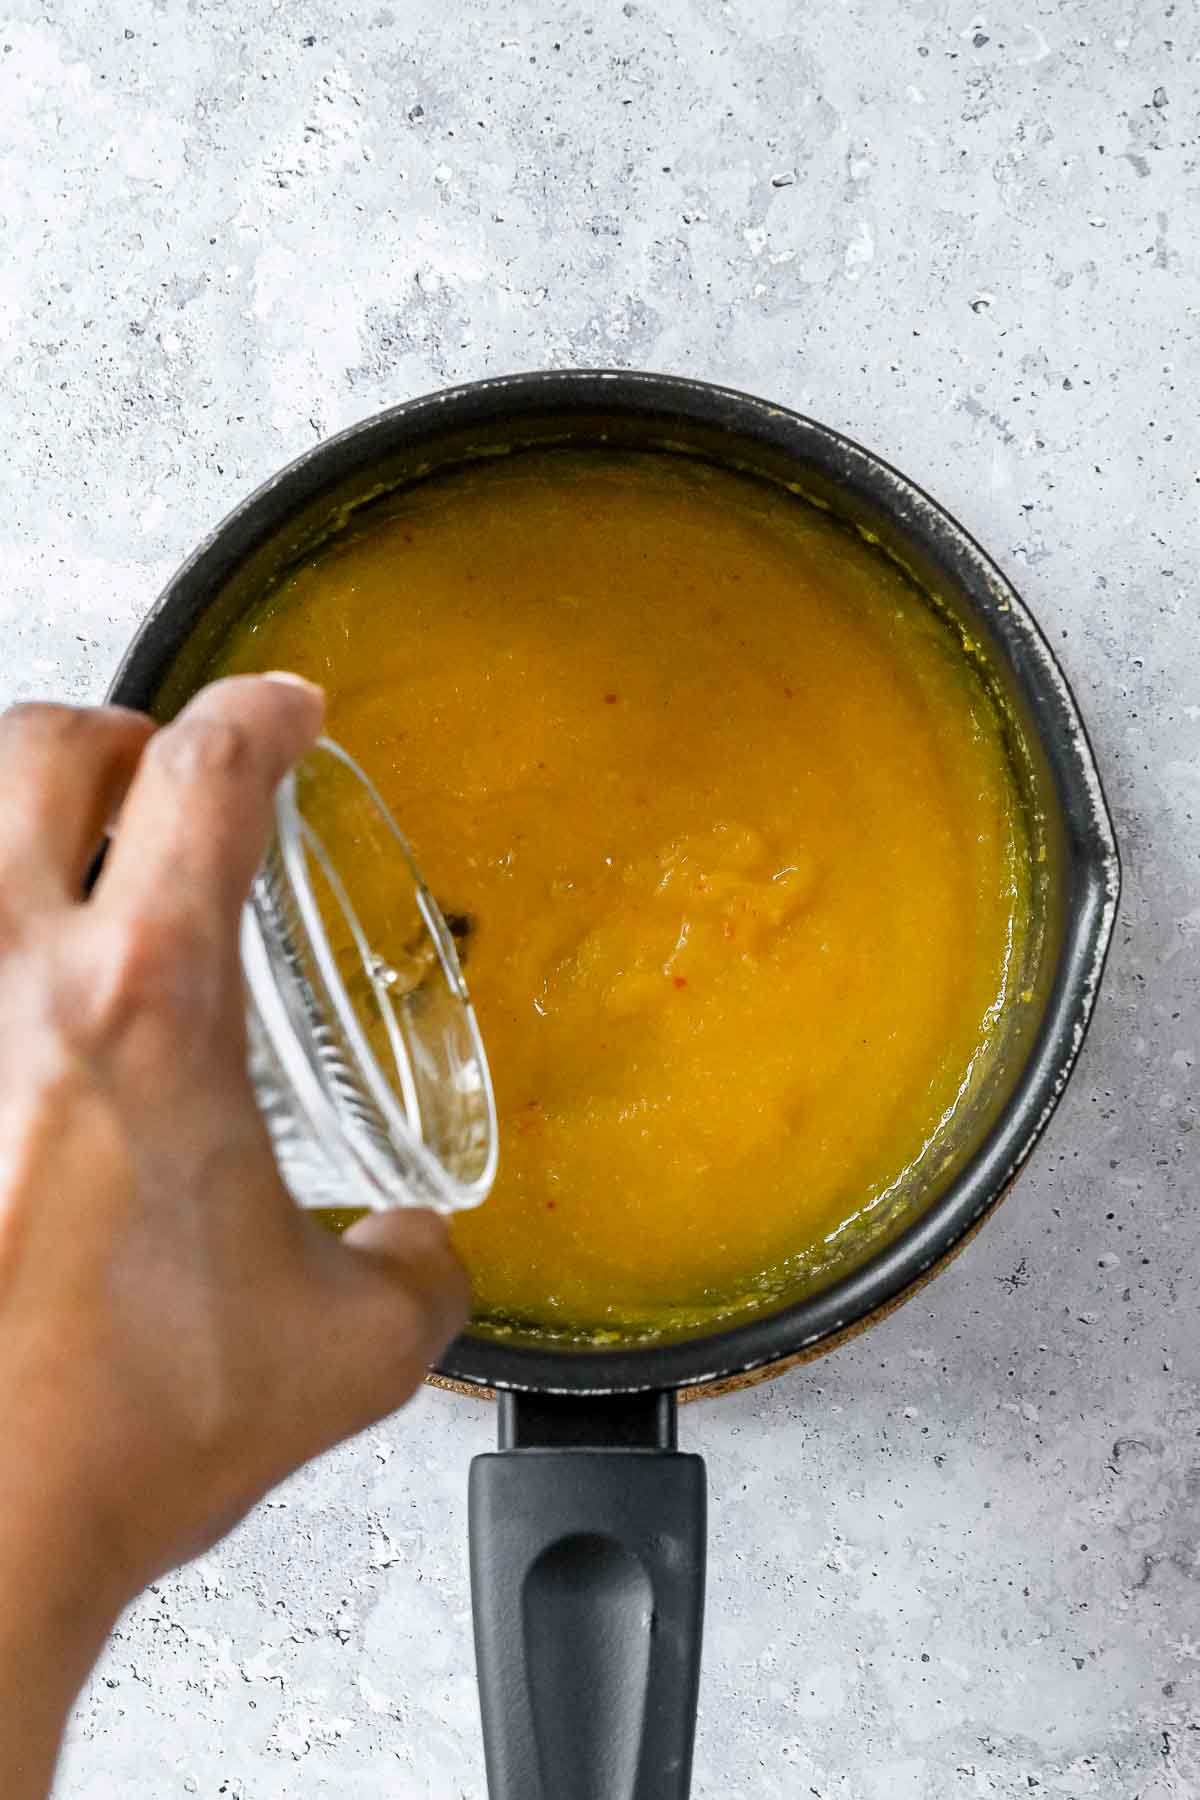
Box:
[309,1209,470,1434]
[248,1209,472,1488]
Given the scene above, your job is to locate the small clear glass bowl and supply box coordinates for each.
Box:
[241,738,497,1215]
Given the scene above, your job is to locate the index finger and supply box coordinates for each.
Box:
[95,674,325,944]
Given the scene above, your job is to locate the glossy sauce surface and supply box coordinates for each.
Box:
[212,451,1028,1339]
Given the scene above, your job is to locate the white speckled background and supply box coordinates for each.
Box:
[1,1,1196,1793]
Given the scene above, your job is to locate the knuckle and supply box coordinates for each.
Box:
[0,701,88,751]
[0,704,151,771]
[0,1055,90,1267]
[64,914,217,1048]
[147,716,254,785]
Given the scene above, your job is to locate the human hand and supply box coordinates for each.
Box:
[0,677,468,1797]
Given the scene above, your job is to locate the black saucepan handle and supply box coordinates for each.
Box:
[469,1389,706,1800]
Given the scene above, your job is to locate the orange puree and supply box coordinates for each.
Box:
[210,450,1028,1340]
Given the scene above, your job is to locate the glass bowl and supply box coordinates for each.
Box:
[241,738,497,1215]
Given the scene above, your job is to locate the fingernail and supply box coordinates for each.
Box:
[263,670,324,698]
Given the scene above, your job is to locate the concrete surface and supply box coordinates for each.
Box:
[1,0,1196,1794]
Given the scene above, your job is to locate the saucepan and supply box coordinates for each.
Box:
[108,371,1119,1800]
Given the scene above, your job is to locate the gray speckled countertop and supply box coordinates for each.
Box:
[2,2,1196,1794]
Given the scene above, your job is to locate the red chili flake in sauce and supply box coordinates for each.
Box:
[673,975,688,989]
[783,686,794,699]
[546,1201,557,1210]
[604,693,618,704]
